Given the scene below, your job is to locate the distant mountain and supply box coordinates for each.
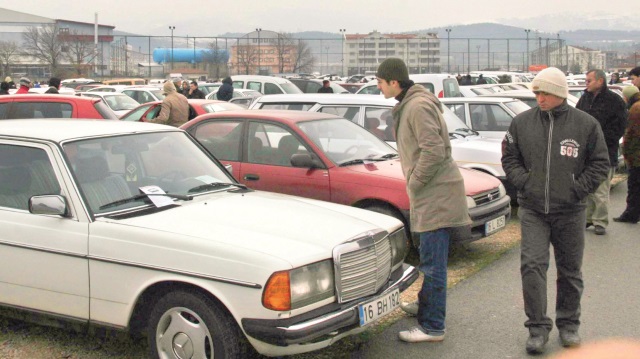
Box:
[497,12,640,33]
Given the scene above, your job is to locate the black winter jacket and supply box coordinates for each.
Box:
[575,84,627,166]
[502,101,609,214]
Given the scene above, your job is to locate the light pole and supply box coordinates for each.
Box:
[476,45,481,71]
[524,29,530,71]
[169,26,175,70]
[445,28,451,73]
[339,29,346,76]
[255,28,262,75]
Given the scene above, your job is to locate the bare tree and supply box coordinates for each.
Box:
[274,33,298,74]
[0,40,19,77]
[60,29,96,76]
[22,24,64,74]
[234,44,258,75]
[203,41,228,79]
[290,39,315,74]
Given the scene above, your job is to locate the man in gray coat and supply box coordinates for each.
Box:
[376,58,471,343]
[502,67,609,354]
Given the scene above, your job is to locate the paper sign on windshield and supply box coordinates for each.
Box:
[139,186,174,208]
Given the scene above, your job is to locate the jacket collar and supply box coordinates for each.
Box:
[541,100,570,119]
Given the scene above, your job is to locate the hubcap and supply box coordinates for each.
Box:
[172,332,194,359]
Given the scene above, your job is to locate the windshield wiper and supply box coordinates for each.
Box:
[187,182,252,194]
[99,192,192,210]
[455,127,480,136]
[371,153,399,160]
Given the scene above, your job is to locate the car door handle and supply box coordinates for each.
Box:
[244,174,260,181]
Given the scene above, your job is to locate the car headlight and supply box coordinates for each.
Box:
[388,228,408,268]
[263,260,335,311]
[466,196,476,209]
[498,183,507,198]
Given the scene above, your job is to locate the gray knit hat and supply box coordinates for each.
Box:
[376,58,409,82]
[531,67,568,99]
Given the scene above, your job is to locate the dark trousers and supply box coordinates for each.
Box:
[622,167,640,221]
[518,207,585,334]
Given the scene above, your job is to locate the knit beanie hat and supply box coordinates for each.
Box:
[19,77,31,86]
[622,85,639,100]
[376,58,409,82]
[531,67,567,99]
[163,80,176,94]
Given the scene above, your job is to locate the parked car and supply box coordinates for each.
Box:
[120,99,244,122]
[337,82,364,93]
[0,119,417,358]
[101,78,146,86]
[121,87,166,104]
[228,96,258,108]
[80,92,141,118]
[440,97,530,139]
[181,110,511,246]
[206,88,262,101]
[479,90,579,109]
[86,85,130,93]
[231,75,303,95]
[355,74,461,98]
[289,79,350,94]
[197,82,222,96]
[0,94,118,120]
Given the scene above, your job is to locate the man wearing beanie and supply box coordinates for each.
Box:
[576,69,628,235]
[502,67,609,354]
[151,80,189,127]
[16,77,31,94]
[376,58,471,343]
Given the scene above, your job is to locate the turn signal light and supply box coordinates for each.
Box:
[262,271,291,311]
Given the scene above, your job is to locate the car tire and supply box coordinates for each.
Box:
[364,204,414,248]
[148,290,250,359]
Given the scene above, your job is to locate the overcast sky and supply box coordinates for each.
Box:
[4,0,639,35]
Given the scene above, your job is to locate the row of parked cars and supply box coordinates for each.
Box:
[0,77,523,357]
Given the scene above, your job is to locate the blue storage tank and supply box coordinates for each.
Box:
[153,48,230,64]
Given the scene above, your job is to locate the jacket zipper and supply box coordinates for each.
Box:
[545,112,554,214]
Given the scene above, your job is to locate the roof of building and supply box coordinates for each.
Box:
[0,7,54,24]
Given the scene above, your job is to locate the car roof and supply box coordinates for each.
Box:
[230,75,293,84]
[185,109,339,127]
[440,96,519,104]
[254,93,397,106]
[0,119,174,142]
[479,90,535,97]
[0,94,101,104]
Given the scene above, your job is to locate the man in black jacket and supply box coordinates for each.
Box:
[187,81,205,99]
[502,67,609,355]
[45,77,61,94]
[217,77,234,101]
[576,69,627,235]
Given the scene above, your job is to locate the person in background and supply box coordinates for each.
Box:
[150,81,189,127]
[5,76,15,89]
[502,67,609,355]
[575,69,627,235]
[476,74,488,84]
[217,77,234,101]
[613,85,640,224]
[317,80,334,93]
[628,66,640,90]
[0,81,10,95]
[45,77,61,94]
[376,58,471,344]
[16,77,31,94]
[609,72,621,85]
[180,81,190,96]
[187,81,205,99]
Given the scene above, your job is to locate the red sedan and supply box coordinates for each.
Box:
[119,99,244,122]
[0,94,118,120]
[181,110,511,245]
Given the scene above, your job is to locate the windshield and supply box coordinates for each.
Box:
[280,82,304,94]
[505,100,531,114]
[297,118,397,165]
[150,90,166,100]
[105,95,140,111]
[441,105,474,135]
[201,102,244,113]
[64,131,234,216]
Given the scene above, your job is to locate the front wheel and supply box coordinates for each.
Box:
[364,204,414,248]
[148,290,250,359]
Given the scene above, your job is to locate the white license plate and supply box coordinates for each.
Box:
[358,289,400,326]
[485,215,506,235]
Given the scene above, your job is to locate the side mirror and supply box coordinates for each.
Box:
[291,154,323,169]
[29,195,68,216]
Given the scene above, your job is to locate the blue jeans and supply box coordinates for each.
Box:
[417,228,449,335]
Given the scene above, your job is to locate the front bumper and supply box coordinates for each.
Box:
[242,263,418,346]
[467,194,511,243]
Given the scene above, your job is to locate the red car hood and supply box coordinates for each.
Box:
[341,159,500,196]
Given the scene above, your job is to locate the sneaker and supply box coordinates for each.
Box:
[559,329,581,348]
[398,326,445,343]
[613,216,639,224]
[400,301,418,316]
[526,333,548,354]
[594,225,606,235]
[585,222,593,228]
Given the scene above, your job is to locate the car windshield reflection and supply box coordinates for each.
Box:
[297,118,396,165]
[63,131,234,216]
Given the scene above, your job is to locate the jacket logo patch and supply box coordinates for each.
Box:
[560,139,580,158]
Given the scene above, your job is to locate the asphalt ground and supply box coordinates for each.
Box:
[358,179,640,359]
